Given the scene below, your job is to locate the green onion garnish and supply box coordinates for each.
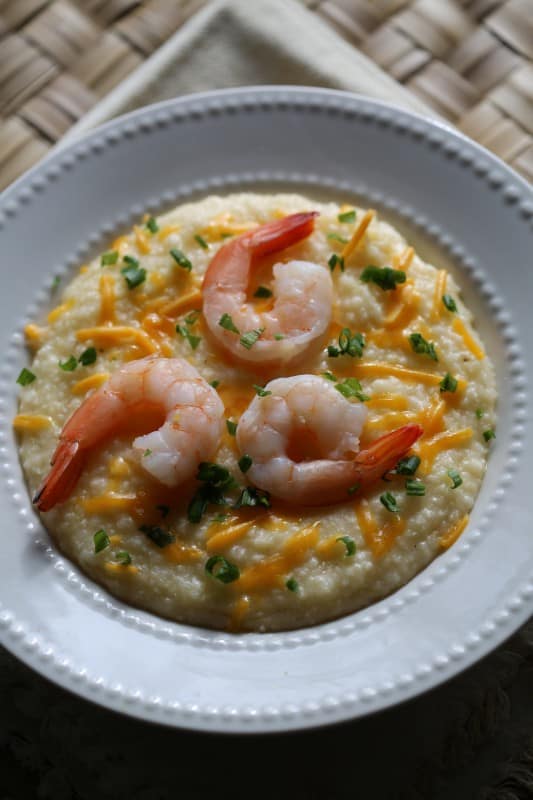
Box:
[328,253,345,273]
[253,286,272,298]
[139,524,175,548]
[439,372,458,393]
[115,551,132,566]
[194,234,208,250]
[240,328,264,350]
[334,377,369,402]
[328,328,365,358]
[322,371,337,381]
[483,429,496,442]
[121,257,146,289]
[51,276,61,290]
[218,313,240,334]
[253,384,272,397]
[361,265,406,290]
[380,492,399,513]
[17,368,36,386]
[442,294,457,312]
[59,355,77,372]
[238,454,252,473]
[93,529,110,553]
[405,479,425,496]
[338,209,356,223]
[79,347,97,366]
[170,248,192,271]
[226,420,237,436]
[205,555,240,584]
[143,449,152,457]
[209,380,220,389]
[394,455,420,476]
[176,324,201,350]
[408,332,438,361]
[146,216,159,234]
[447,469,462,489]
[101,250,118,266]
[274,333,285,340]
[234,487,271,509]
[475,408,485,419]
[286,578,299,592]
[336,536,356,556]
[184,310,201,326]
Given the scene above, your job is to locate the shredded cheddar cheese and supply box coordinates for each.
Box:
[81,495,137,513]
[24,323,46,347]
[431,270,448,320]
[47,299,74,324]
[366,395,409,411]
[134,226,151,254]
[416,428,473,471]
[163,541,203,564]
[353,362,442,386]
[395,246,415,271]
[316,535,350,561]
[355,499,406,558]
[104,562,138,575]
[71,373,110,396]
[206,519,255,552]
[237,523,320,592]
[13,414,52,432]
[99,274,116,324]
[157,289,203,319]
[76,325,158,355]
[157,224,181,241]
[439,514,469,549]
[341,209,375,262]
[111,235,130,255]
[452,317,485,360]
[228,596,251,631]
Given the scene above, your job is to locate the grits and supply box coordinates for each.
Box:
[16,193,496,631]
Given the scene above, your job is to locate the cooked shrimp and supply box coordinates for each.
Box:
[34,357,224,511]
[236,375,423,505]
[202,212,333,365]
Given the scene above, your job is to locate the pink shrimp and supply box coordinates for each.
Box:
[202,211,333,366]
[236,374,423,505]
[34,357,224,511]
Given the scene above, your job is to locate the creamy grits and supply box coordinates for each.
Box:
[15,194,497,631]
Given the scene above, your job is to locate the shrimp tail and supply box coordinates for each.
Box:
[246,211,318,257]
[33,438,85,512]
[354,424,424,485]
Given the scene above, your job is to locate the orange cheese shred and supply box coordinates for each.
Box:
[24,323,46,347]
[157,224,181,241]
[206,519,255,553]
[228,596,251,632]
[355,499,406,559]
[158,289,203,319]
[431,270,448,320]
[111,235,130,255]
[163,541,203,565]
[352,361,442,386]
[134,226,151,254]
[47,299,74,324]
[416,428,473,472]
[341,209,375,262]
[365,394,409,411]
[71,373,110,396]
[13,414,52,432]
[81,495,137,514]
[104,562,138,576]
[395,246,415,271]
[76,325,158,355]
[439,514,469,550]
[452,317,485,360]
[99,274,115,324]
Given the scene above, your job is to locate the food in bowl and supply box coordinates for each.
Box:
[15,193,496,631]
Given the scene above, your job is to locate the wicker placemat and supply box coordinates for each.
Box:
[0,0,531,190]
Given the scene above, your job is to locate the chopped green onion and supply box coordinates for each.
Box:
[218,313,240,334]
[197,462,234,487]
[187,462,236,523]
[194,234,208,250]
[170,248,192,271]
[286,578,299,592]
[240,328,264,350]
[93,529,110,553]
[238,454,252,473]
[394,455,420,476]
[226,419,238,436]
[334,377,369,402]
[184,309,201,326]
[234,487,271,509]
[336,536,356,556]
[483,429,496,442]
[447,469,462,489]
[380,492,399,513]
[442,294,457,312]
[17,368,36,386]
[328,253,345,273]
[51,276,61,290]
[79,347,97,366]
[205,555,240,584]
[405,479,425,496]
[338,209,356,223]
[140,524,175,548]
[327,233,348,245]
[101,250,118,266]
[59,355,77,372]
[253,285,272,298]
[322,371,337,382]
[157,504,170,518]
[253,384,272,397]
[121,258,146,289]
[408,332,438,361]
[209,380,220,389]
[115,551,132,566]
[440,372,458,393]
[176,324,201,350]
[146,216,159,234]
[347,483,360,496]
[212,513,229,523]
[475,408,485,419]
[274,333,285,340]
[143,449,152,457]
[328,328,365,358]
[361,265,406,291]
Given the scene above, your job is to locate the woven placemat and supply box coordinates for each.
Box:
[0,0,532,190]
